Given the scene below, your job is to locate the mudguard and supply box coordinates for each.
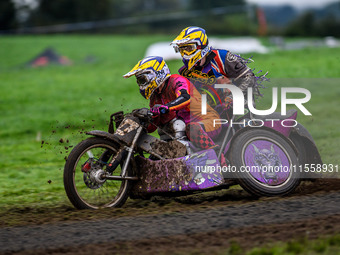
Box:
[86,130,122,144]
[254,109,298,137]
[289,124,322,179]
[289,123,322,165]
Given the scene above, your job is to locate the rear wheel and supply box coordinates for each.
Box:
[64,137,132,209]
[229,129,300,197]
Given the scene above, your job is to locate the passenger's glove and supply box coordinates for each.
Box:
[224,96,233,109]
[150,105,169,115]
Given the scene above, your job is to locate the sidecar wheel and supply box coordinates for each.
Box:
[64,137,132,209]
[229,128,300,197]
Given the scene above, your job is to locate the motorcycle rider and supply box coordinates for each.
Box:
[123,56,221,150]
[171,26,257,112]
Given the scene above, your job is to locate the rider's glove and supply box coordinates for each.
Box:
[150,105,169,115]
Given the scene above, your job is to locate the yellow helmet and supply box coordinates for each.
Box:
[171,26,211,70]
[123,56,171,100]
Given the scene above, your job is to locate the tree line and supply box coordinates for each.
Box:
[1,0,339,37]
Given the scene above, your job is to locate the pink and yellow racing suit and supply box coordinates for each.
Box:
[148,74,221,149]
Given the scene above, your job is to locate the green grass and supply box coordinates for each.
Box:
[245,234,340,255]
[0,35,339,209]
[0,35,176,207]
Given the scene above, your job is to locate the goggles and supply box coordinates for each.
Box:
[173,43,200,56]
[136,70,156,88]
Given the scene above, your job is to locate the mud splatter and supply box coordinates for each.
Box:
[131,156,191,197]
[151,140,187,159]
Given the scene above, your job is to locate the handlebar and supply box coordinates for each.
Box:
[132,108,154,120]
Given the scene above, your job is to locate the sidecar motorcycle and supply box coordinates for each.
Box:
[64,108,322,209]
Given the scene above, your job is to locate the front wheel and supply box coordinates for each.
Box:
[228,128,300,197]
[64,137,132,209]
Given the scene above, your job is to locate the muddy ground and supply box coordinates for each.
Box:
[1,179,340,254]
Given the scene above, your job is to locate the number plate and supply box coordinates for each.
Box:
[115,118,139,136]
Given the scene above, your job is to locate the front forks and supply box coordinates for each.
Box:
[103,126,143,181]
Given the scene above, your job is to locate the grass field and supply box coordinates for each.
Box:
[0,35,339,209]
[239,234,340,255]
[0,35,340,255]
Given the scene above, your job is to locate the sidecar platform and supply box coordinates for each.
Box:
[131,149,224,196]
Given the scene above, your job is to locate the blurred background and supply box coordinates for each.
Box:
[1,0,340,37]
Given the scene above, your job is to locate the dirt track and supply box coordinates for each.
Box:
[1,179,340,255]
